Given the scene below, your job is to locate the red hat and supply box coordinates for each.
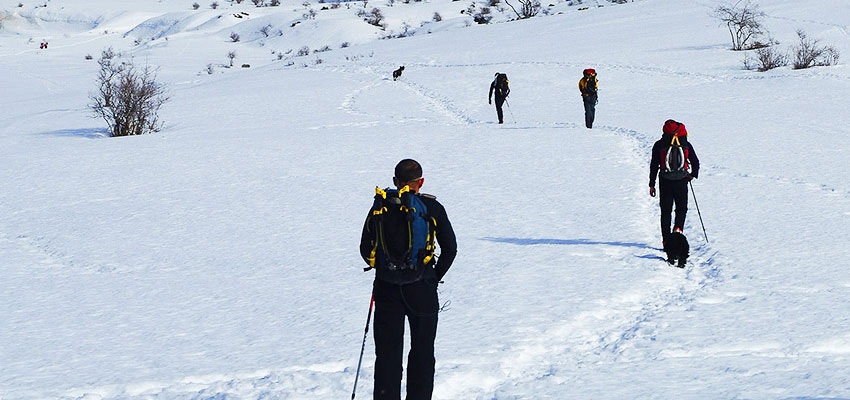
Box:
[663,119,687,137]
[583,68,596,76]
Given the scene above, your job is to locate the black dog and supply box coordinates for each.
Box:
[664,231,690,268]
[392,65,404,81]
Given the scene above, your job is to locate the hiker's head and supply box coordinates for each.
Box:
[663,119,687,137]
[393,159,424,192]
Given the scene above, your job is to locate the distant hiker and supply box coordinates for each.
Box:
[578,68,598,128]
[488,72,510,124]
[649,119,700,245]
[360,158,457,400]
[392,65,404,81]
[40,41,48,49]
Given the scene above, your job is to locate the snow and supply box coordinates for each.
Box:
[2,0,850,398]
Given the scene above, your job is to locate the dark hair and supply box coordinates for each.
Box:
[394,159,422,182]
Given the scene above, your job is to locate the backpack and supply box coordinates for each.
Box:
[364,185,437,284]
[585,75,598,95]
[660,121,690,180]
[582,69,598,96]
[495,73,509,96]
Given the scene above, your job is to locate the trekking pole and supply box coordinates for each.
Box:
[351,293,375,400]
[689,180,709,243]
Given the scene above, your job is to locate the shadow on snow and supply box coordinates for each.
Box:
[483,237,660,251]
[38,127,110,139]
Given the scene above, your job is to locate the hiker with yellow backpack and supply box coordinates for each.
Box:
[578,68,599,128]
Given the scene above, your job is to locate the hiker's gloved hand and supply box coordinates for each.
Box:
[649,186,656,197]
[685,174,694,182]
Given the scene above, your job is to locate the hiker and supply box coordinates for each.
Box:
[488,72,510,124]
[359,159,457,400]
[649,119,700,243]
[578,68,598,128]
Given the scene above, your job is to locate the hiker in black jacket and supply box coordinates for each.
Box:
[359,159,457,400]
[649,120,700,243]
[488,73,510,124]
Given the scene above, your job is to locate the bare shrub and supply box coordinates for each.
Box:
[89,48,168,137]
[505,0,541,19]
[744,45,788,72]
[713,1,766,51]
[296,46,310,56]
[792,29,840,69]
[432,12,442,22]
[259,24,273,37]
[230,32,240,42]
[192,2,200,10]
[358,7,385,28]
[227,51,237,67]
[0,10,11,29]
[468,3,492,24]
[211,1,219,9]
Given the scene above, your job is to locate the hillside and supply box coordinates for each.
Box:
[2,0,850,399]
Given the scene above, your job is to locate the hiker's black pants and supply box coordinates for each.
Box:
[659,178,689,240]
[494,96,506,124]
[373,278,439,400]
[583,96,597,128]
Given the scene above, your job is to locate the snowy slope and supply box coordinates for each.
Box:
[2,0,850,399]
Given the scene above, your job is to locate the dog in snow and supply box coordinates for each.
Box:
[392,66,405,81]
[664,230,690,268]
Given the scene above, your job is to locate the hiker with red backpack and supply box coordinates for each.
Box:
[578,68,598,128]
[649,119,700,244]
[488,72,510,124]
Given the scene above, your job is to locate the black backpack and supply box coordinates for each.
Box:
[363,186,436,284]
[585,76,598,95]
[661,134,690,180]
[495,73,509,96]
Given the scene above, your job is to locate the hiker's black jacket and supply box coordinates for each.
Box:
[649,135,700,187]
[360,193,457,282]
